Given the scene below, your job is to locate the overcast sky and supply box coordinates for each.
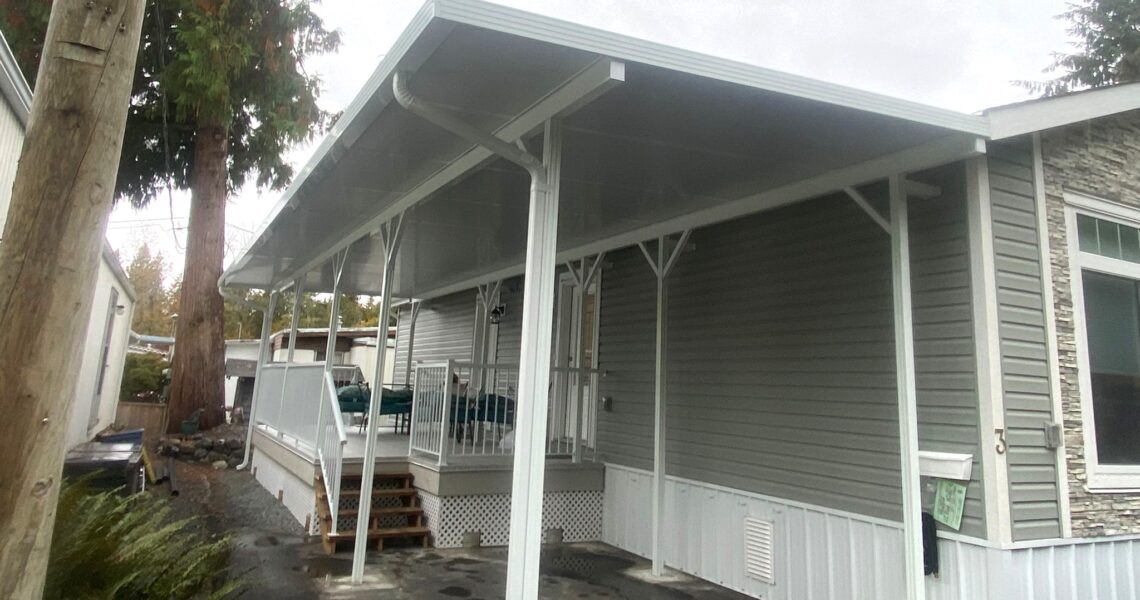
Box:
[104,0,1074,277]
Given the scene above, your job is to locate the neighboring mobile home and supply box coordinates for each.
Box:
[221,3,1140,598]
[0,32,136,450]
[225,327,396,416]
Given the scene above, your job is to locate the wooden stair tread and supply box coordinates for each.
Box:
[323,506,423,520]
[341,472,413,480]
[326,526,431,542]
[335,487,418,498]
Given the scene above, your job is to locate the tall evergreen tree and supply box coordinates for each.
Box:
[125,244,176,336]
[0,0,340,431]
[1029,0,1140,95]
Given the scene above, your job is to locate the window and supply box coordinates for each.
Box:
[1067,193,1140,490]
[1081,271,1140,464]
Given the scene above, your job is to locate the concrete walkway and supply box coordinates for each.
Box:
[310,542,753,599]
[164,456,751,599]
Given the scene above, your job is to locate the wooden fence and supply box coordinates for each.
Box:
[114,401,168,445]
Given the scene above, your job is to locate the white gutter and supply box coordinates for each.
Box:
[0,29,31,126]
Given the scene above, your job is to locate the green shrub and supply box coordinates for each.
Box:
[119,353,169,403]
[45,481,239,599]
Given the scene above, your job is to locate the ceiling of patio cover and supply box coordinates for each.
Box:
[222,0,988,299]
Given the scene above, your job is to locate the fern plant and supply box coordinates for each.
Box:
[45,480,240,599]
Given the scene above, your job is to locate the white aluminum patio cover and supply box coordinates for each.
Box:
[222,0,988,300]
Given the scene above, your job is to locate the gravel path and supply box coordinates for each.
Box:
[155,459,318,599]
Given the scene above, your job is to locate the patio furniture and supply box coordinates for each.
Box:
[336,385,414,434]
[180,408,204,435]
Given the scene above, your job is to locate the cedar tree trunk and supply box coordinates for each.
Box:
[167,122,228,432]
[0,1,145,596]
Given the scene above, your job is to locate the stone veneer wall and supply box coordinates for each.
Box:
[1039,109,1140,536]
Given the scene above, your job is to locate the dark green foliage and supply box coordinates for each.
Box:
[45,481,238,599]
[225,288,385,338]
[1025,0,1140,95]
[0,1,341,203]
[120,353,169,402]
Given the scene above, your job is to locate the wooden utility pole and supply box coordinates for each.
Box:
[0,1,145,597]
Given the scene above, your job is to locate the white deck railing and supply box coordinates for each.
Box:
[316,370,347,533]
[253,362,326,452]
[409,360,599,465]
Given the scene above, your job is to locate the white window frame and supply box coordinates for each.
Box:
[1065,191,1140,492]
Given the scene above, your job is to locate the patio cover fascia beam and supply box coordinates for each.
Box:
[406,134,985,303]
[263,57,626,294]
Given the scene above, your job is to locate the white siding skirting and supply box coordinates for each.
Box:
[252,448,316,532]
[603,463,1140,600]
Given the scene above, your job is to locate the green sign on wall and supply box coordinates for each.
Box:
[932,479,968,530]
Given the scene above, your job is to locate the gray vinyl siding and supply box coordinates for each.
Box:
[988,140,1063,541]
[909,169,986,538]
[393,304,414,387]
[596,186,985,532]
[391,290,476,387]
[494,277,524,364]
[597,196,904,521]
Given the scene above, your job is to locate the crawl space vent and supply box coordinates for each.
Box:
[744,517,775,584]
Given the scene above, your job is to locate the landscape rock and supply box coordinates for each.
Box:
[212,439,227,451]
[227,457,241,469]
[225,438,242,452]
[194,438,212,450]
[193,448,208,460]
[212,460,228,470]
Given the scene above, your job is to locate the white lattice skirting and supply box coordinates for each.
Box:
[420,490,603,548]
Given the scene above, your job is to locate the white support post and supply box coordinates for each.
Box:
[567,253,604,463]
[638,231,690,577]
[317,251,348,444]
[474,280,501,389]
[286,278,305,363]
[889,174,925,600]
[439,358,454,467]
[505,119,563,600]
[237,290,279,470]
[351,212,405,584]
[403,301,421,388]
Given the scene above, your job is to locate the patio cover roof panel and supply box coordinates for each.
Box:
[222,0,990,297]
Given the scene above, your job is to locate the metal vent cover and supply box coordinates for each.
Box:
[744,517,776,584]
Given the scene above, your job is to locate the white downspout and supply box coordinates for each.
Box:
[235,288,279,471]
[393,71,561,599]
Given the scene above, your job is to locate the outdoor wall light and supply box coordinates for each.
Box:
[489,304,507,325]
[116,304,127,315]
